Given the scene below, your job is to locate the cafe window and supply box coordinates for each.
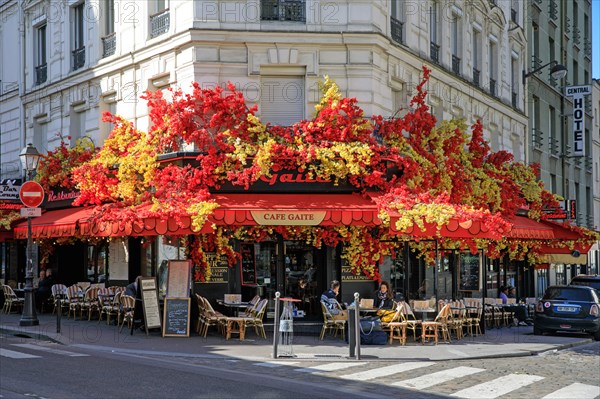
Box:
[86,243,108,284]
[157,236,185,298]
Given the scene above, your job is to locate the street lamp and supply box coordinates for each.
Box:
[19,143,41,327]
[522,60,567,84]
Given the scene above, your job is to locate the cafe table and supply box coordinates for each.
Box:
[216,299,251,317]
[413,307,437,321]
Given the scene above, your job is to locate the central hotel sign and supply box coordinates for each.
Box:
[251,211,326,225]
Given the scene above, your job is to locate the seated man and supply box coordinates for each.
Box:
[321,280,347,320]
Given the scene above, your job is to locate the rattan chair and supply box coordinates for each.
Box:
[2,285,24,314]
[242,298,268,339]
[319,301,346,341]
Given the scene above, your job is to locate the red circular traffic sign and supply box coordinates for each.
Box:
[19,181,45,208]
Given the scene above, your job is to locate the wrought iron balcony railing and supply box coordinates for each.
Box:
[473,68,480,87]
[390,16,403,44]
[35,63,47,85]
[511,91,517,108]
[430,42,440,64]
[489,78,497,97]
[72,47,85,71]
[150,9,170,38]
[261,0,306,22]
[451,55,460,75]
[102,32,116,58]
[532,128,544,149]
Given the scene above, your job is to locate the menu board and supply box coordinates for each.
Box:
[166,260,191,298]
[459,252,481,291]
[205,253,229,283]
[240,243,257,286]
[139,277,161,332]
[162,297,190,337]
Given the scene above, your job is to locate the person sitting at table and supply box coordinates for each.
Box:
[498,285,508,304]
[507,286,532,326]
[374,281,394,310]
[321,280,347,320]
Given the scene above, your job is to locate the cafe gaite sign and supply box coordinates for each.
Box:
[251,211,326,226]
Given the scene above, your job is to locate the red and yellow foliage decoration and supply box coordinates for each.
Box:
[57,66,597,281]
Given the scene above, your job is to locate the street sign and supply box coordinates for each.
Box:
[20,207,41,217]
[19,181,45,208]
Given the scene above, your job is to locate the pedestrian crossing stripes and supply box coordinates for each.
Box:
[542,383,600,399]
[341,362,435,381]
[251,360,599,399]
[450,374,545,398]
[0,348,40,359]
[393,366,485,390]
[12,343,89,357]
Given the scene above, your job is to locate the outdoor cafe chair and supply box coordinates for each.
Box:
[2,285,24,314]
[199,296,227,337]
[119,295,136,332]
[80,287,100,321]
[385,303,408,345]
[398,301,422,342]
[421,304,452,345]
[66,284,83,319]
[319,301,345,341]
[100,291,122,325]
[242,298,268,339]
[50,284,68,315]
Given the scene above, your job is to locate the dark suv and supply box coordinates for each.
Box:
[534,285,600,341]
[570,275,600,291]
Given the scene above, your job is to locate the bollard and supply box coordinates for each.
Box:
[56,297,61,334]
[354,292,361,360]
[272,291,281,359]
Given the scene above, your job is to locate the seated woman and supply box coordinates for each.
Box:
[374,281,394,310]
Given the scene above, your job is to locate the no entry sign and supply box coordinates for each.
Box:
[19,181,45,208]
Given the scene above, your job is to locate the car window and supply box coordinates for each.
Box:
[543,287,593,301]
[570,279,600,291]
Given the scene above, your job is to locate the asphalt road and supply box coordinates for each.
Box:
[1,332,598,399]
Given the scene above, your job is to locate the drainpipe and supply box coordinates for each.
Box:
[19,0,27,154]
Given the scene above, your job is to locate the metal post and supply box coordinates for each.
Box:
[272,291,280,359]
[56,297,61,333]
[19,214,39,326]
[354,292,360,360]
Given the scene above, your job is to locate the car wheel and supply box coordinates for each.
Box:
[594,330,600,342]
[533,326,544,336]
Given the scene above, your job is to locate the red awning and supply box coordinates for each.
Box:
[13,207,95,239]
[504,215,555,240]
[208,193,381,227]
[537,220,593,256]
[388,214,504,239]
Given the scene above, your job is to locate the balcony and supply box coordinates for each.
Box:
[390,16,403,44]
[550,138,560,155]
[35,63,47,85]
[102,32,116,58]
[511,91,517,108]
[532,128,544,149]
[72,47,85,71]
[473,68,480,87]
[489,78,497,97]
[150,9,170,38]
[261,0,306,22]
[451,55,460,75]
[430,42,440,64]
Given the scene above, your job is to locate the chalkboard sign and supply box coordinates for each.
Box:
[167,260,191,298]
[205,252,229,283]
[139,277,161,332]
[162,297,190,337]
[459,252,481,291]
[240,243,257,286]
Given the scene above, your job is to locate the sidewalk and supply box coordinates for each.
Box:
[0,312,592,362]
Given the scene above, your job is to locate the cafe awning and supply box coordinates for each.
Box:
[208,193,382,227]
[388,213,505,239]
[13,207,95,239]
[504,215,555,240]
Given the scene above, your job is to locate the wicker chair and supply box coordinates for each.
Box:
[119,295,136,332]
[2,285,24,314]
[421,304,452,345]
[319,301,346,341]
[242,298,268,339]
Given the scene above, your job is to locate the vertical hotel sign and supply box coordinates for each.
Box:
[565,85,591,157]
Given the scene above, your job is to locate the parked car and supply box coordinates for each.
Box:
[570,274,600,291]
[534,285,600,341]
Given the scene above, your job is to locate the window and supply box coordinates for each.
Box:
[488,40,498,96]
[450,9,462,75]
[261,0,306,22]
[102,0,116,57]
[472,28,481,86]
[390,0,404,44]
[572,60,578,85]
[511,57,518,108]
[260,76,304,126]
[35,24,47,85]
[532,23,539,63]
[429,1,439,63]
[69,108,84,146]
[549,106,557,153]
[150,0,170,38]
[71,3,85,70]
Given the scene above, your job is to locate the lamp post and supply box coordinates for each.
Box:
[19,143,41,327]
[522,61,567,84]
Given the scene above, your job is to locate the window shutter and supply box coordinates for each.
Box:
[260,76,305,126]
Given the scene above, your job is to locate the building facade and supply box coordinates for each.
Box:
[591,79,600,273]
[3,0,583,304]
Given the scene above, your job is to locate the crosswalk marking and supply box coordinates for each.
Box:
[295,362,367,373]
[451,374,544,398]
[255,361,300,368]
[393,366,485,390]
[12,343,89,357]
[341,361,435,381]
[542,383,600,399]
[0,348,41,359]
